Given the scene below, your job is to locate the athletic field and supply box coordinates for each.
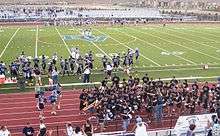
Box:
[1,23,220,82]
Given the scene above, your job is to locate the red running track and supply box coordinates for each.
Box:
[0,88,205,136]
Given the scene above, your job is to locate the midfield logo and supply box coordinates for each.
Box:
[63,35,107,42]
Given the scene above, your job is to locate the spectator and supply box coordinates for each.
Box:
[0,126,11,136]
[65,122,74,136]
[155,90,163,122]
[33,67,42,85]
[37,120,46,136]
[186,124,196,136]
[49,88,58,115]
[51,67,58,83]
[132,116,149,136]
[83,65,91,83]
[212,118,220,136]
[82,120,93,136]
[106,62,113,79]
[74,126,84,136]
[23,122,34,136]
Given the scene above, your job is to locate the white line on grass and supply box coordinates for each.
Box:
[184,28,220,40]
[38,74,220,88]
[147,27,220,61]
[201,29,220,38]
[35,25,39,58]
[171,28,218,43]
[94,28,161,67]
[165,27,219,50]
[114,28,197,65]
[55,27,71,55]
[91,41,112,59]
[91,66,220,75]
[0,28,20,58]
[74,28,112,59]
[127,27,197,65]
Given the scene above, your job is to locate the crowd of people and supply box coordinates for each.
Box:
[79,73,220,134]
[1,50,220,135]
[1,119,93,136]
[0,46,140,84]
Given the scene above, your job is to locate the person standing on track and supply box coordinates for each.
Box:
[49,87,58,115]
[82,119,93,136]
[65,122,74,136]
[132,116,149,136]
[38,91,46,119]
[52,82,62,110]
[37,120,47,136]
[0,126,11,136]
[83,65,91,83]
[23,122,34,136]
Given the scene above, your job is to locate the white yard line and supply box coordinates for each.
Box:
[202,30,220,38]
[94,28,161,67]
[0,28,20,58]
[114,28,197,65]
[90,41,112,59]
[184,28,220,40]
[55,27,71,55]
[165,27,219,50]
[35,25,39,58]
[148,27,220,61]
[172,28,218,43]
[127,27,197,65]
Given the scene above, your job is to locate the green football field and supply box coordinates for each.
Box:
[1,23,220,83]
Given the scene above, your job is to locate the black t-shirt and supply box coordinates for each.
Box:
[112,76,120,84]
[23,126,34,136]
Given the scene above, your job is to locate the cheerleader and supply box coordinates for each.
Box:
[49,88,58,115]
[53,82,62,109]
[38,91,46,119]
[35,83,44,109]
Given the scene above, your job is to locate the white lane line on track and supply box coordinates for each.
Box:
[94,28,161,67]
[0,28,20,58]
[55,27,72,55]
[5,120,86,129]
[0,94,79,101]
[0,114,85,122]
[126,27,197,65]
[0,103,79,112]
[0,108,79,116]
[0,98,77,105]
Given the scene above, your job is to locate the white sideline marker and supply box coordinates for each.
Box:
[0,28,20,58]
[35,25,39,58]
